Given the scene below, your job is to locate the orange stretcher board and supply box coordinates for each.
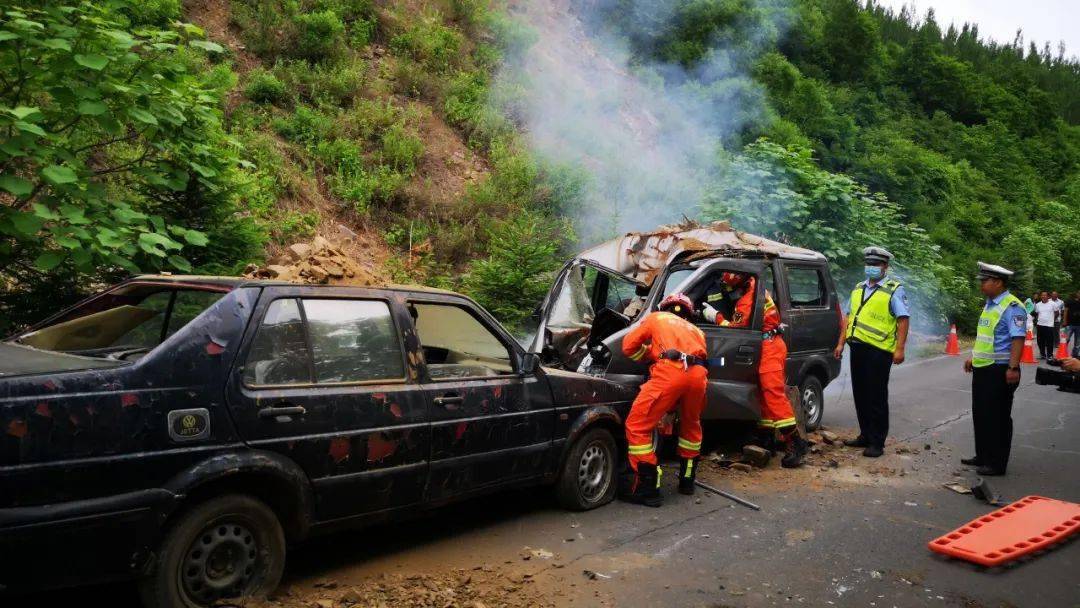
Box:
[928,495,1080,567]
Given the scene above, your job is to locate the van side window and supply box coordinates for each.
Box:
[785,267,827,308]
[691,270,758,330]
[244,299,311,386]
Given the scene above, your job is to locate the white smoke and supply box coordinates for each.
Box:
[502,0,787,244]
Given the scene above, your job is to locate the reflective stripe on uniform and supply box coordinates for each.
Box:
[683,459,694,478]
[757,419,776,428]
[628,344,648,361]
[972,294,1024,368]
[847,279,901,352]
[773,417,797,429]
[628,442,654,455]
[677,437,701,451]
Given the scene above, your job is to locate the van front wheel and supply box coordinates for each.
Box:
[140,494,286,608]
[800,375,824,431]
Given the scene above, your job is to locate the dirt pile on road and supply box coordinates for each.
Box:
[696,427,938,495]
[243,233,384,287]
[219,568,563,608]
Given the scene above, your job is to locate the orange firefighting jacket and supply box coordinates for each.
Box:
[712,277,786,373]
[623,311,707,366]
[712,277,782,332]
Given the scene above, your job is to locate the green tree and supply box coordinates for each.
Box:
[702,139,963,321]
[0,2,238,276]
[464,211,570,329]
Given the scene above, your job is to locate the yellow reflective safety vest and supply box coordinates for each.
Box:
[847,279,902,353]
[972,293,1024,368]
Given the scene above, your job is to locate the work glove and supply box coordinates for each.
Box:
[701,302,719,324]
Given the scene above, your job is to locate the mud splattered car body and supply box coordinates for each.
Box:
[0,277,634,599]
[530,221,842,428]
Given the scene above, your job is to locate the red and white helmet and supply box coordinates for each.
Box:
[721,271,748,288]
[659,293,694,318]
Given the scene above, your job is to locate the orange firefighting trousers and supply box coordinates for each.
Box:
[758,335,796,434]
[625,360,708,470]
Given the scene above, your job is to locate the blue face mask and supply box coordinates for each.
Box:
[864,265,884,280]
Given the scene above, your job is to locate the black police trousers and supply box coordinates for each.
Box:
[849,341,893,448]
[971,364,1019,473]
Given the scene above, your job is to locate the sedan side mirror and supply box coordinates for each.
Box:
[520,352,541,375]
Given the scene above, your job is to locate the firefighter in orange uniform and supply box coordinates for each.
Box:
[619,293,709,507]
[702,272,807,467]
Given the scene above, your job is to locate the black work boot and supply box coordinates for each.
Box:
[619,463,663,507]
[678,457,698,495]
[781,435,808,468]
[753,428,777,453]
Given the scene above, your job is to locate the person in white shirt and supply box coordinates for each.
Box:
[1033,292,1058,360]
[1051,291,1065,341]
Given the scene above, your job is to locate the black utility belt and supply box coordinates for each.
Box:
[658,349,708,368]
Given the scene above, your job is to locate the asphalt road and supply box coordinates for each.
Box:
[16,353,1080,607]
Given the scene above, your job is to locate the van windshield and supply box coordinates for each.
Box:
[661,268,695,297]
[13,285,226,359]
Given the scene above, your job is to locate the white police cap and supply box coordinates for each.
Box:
[976,261,1013,280]
[863,246,893,264]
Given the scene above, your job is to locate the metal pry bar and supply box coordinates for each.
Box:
[694,479,762,511]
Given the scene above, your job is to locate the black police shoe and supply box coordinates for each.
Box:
[862,445,884,458]
[975,465,1006,476]
[844,436,869,448]
[960,456,982,466]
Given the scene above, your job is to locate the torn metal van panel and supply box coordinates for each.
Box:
[544,262,596,364]
[575,220,824,285]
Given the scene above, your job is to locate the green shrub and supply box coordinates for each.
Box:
[349,18,377,47]
[330,165,406,212]
[380,124,424,173]
[390,17,464,73]
[293,10,345,62]
[273,106,335,145]
[350,99,409,140]
[275,210,321,242]
[233,0,295,58]
[310,0,374,22]
[245,69,289,104]
[272,57,365,106]
[121,0,181,26]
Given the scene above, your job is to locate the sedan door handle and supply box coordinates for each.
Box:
[434,394,464,410]
[258,404,307,420]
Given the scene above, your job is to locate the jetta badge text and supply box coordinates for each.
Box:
[167,408,210,442]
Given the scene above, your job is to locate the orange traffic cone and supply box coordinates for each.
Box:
[945,324,960,355]
[1021,330,1036,364]
[1056,328,1070,359]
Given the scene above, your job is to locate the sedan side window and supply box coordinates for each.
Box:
[410,303,515,380]
[243,299,311,386]
[304,299,405,383]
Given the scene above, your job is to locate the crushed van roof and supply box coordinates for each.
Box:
[575,220,824,284]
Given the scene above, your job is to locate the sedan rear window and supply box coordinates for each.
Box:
[15,286,225,357]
